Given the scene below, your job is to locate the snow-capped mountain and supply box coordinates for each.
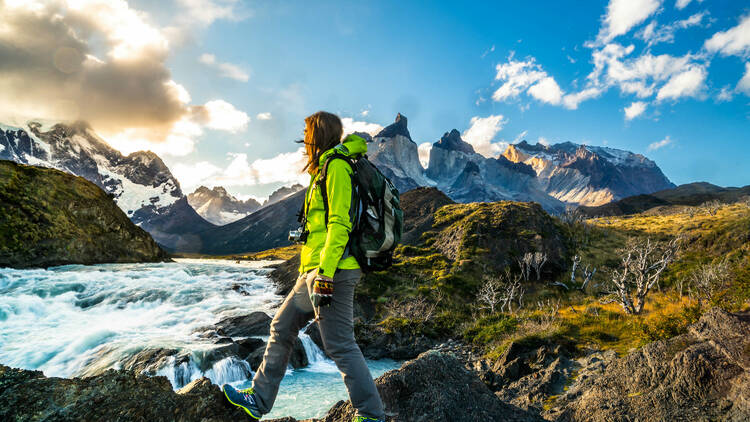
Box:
[502,141,675,206]
[367,114,674,212]
[187,186,261,225]
[187,184,304,226]
[0,122,214,250]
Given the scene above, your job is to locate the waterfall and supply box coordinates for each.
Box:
[155,355,253,389]
[298,332,338,373]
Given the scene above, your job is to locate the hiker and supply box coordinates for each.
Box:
[222,111,387,422]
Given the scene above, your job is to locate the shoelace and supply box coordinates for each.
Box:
[238,387,255,403]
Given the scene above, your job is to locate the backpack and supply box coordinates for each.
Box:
[317,153,403,272]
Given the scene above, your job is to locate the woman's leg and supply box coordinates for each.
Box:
[312,269,386,419]
[251,271,315,414]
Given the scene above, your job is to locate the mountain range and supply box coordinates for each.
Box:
[0,122,214,251]
[1,116,676,254]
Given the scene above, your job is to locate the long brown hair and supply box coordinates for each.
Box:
[302,111,343,174]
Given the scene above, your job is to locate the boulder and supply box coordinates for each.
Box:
[215,312,271,337]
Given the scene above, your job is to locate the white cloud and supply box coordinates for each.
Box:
[199,100,250,132]
[648,136,673,151]
[172,147,310,192]
[656,65,706,101]
[513,130,528,143]
[199,53,250,82]
[256,112,272,120]
[716,86,735,102]
[0,0,250,158]
[738,62,750,95]
[528,77,564,105]
[562,87,604,109]
[705,14,750,58]
[538,136,550,146]
[462,115,508,157]
[493,57,548,102]
[675,0,693,10]
[624,101,648,120]
[637,12,706,47]
[417,142,432,168]
[596,0,663,44]
[341,118,383,137]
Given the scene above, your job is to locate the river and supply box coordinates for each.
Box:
[0,259,397,419]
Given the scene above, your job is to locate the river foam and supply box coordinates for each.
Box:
[0,260,398,419]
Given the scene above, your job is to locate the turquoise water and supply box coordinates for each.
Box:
[0,259,399,419]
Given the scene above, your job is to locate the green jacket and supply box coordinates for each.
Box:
[298,134,367,276]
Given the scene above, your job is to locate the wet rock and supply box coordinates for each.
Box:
[321,351,543,421]
[0,366,246,422]
[246,345,266,371]
[548,308,750,421]
[215,312,271,337]
[234,337,266,355]
[120,347,181,375]
[290,337,309,369]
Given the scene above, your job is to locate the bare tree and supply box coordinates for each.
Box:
[550,255,596,291]
[536,298,560,326]
[602,237,681,315]
[689,259,731,306]
[517,253,533,282]
[531,251,548,281]
[478,269,525,314]
[386,293,443,323]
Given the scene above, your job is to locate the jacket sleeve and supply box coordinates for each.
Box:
[317,159,355,277]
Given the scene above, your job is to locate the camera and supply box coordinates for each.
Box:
[288,227,309,244]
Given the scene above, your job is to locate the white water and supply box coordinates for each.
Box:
[0,260,398,419]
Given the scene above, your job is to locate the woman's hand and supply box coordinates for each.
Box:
[311,274,334,308]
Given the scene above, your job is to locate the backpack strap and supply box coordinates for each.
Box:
[317,153,355,227]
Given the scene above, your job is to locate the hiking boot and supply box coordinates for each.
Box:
[222,384,262,419]
[354,417,385,422]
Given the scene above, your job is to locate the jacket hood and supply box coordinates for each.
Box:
[319,134,368,166]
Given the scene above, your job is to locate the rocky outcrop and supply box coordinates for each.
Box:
[187,185,261,225]
[0,160,169,268]
[548,308,750,421]
[265,183,305,206]
[321,351,542,421]
[0,365,249,422]
[428,201,572,275]
[368,114,432,193]
[0,121,215,251]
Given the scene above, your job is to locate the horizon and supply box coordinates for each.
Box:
[1,0,749,199]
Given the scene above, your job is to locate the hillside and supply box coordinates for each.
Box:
[0,160,168,268]
[578,182,750,217]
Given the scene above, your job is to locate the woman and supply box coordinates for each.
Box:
[222,111,386,422]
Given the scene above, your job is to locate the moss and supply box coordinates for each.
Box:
[463,314,519,345]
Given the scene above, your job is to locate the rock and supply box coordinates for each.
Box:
[187,185,262,226]
[433,129,475,154]
[246,345,266,371]
[358,325,438,360]
[215,312,272,337]
[321,351,542,421]
[290,337,309,369]
[369,113,430,193]
[549,308,750,421]
[235,337,266,356]
[0,366,247,422]
[270,254,301,296]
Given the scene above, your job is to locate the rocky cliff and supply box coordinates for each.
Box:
[0,122,214,251]
[0,160,169,268]
[502,140,675,207]
[368,114,432,193]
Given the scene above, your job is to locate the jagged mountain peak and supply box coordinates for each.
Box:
[434,129,475,154]
[374,113,412,141]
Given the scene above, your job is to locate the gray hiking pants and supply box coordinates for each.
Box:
[251,268,385,419]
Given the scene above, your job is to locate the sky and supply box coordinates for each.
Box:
[1,0,749,201]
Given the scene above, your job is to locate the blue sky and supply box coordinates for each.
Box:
[2,1,749,199]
